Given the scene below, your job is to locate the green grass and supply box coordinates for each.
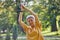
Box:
[42,31,59,36]
[1,37,60,40]
[0,31,60,37]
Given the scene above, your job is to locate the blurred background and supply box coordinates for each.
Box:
[0,0,60,40]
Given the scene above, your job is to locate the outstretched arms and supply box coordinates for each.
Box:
[27,9,42,31]
[22,5,42,31]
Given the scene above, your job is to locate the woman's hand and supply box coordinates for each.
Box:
[20,5,25,11]
[21,5,27,10]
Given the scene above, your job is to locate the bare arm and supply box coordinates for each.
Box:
[23,6,42,31]
[18,12,28,32]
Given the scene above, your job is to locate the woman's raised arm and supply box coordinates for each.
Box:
[18,12,28,32]
[22,5,42,31]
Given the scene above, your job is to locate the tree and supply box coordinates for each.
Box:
[12,22,18,40]
[48,0,60,32]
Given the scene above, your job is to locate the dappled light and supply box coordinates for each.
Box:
[0,0,60,40]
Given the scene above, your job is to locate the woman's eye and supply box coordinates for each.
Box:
[28,20,30,22]
[31,20,33,21]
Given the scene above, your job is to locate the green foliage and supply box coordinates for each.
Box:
[0,0,60,38]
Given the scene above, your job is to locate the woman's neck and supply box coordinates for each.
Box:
[31,25,35,29]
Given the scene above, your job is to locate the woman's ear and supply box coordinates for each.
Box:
[26,19,29,25]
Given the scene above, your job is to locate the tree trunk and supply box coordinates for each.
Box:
[51,15,58,32]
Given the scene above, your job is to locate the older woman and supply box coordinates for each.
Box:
[18,5,44,40]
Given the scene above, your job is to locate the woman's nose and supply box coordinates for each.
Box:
[29,21,32,23]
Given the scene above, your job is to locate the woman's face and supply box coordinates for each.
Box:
[27,17,35,27]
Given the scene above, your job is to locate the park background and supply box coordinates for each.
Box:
[0,0,60,40]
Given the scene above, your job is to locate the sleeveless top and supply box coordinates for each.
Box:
[25,26,44,40]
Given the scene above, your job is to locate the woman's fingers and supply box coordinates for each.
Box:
[20,4,28,11]
[21,5,26,9]
[20,5,25,11]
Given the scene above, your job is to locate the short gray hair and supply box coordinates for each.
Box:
[26,15,35,20]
